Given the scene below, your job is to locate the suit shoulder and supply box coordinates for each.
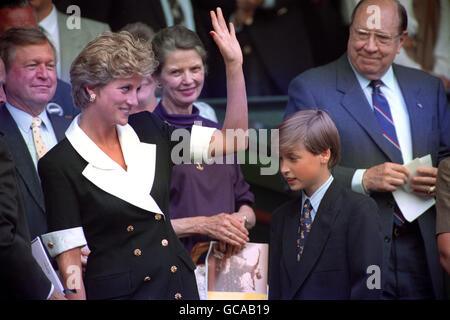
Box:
[128,111,173,143]
[291,58,339,84]
[393,64,442,85]
[335,186,379,218]
[129,111,165,132]
[339,185,376,204]
[39,138,81,171]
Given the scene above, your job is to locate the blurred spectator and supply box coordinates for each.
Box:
[30,0,110,83]
[0,0,77,118]
[227,0,314,97]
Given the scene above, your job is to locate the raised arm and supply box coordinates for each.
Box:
[209,7,248,155]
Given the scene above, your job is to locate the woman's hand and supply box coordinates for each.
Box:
[201,213,249,247]
[210,7,243,67]
[218,241,245,259]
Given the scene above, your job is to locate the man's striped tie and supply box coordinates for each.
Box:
[370,80,406,226]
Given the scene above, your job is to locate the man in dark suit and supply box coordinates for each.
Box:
[0,57,64,300]
[0,27,71,240]
[285,0,450,299]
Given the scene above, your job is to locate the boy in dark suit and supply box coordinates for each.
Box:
[269,109,383,299]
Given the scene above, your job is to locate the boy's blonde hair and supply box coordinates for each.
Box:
[278,109,341,169]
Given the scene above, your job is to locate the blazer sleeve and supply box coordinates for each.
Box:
[0,137,51,299]
[268,204,287,300]
[38,153,87,258]
[346,195,383,299]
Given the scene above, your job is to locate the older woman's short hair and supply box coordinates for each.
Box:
[70,31,156,109]
[0,26,57,73]
[277,109,341,169]
[151,25,207,77]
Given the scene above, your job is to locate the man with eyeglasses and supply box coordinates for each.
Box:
[285,0,449,299]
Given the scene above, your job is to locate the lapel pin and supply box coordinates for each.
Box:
[417,103,423,109]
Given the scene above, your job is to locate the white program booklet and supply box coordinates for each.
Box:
[392,154,435,222]
[31,237,64,293]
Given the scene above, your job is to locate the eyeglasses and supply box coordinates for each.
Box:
[351,28,401,46]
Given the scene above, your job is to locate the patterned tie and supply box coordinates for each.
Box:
[370,80,406,227]
[297,199,313,262]
[168,0,185,26]
[31,117,48,159]
[370,80,403,164]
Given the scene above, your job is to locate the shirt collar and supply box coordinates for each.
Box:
[39,5,58,34]
[348,55,395,91]
[5,102,52,133]
[301,175,334,213]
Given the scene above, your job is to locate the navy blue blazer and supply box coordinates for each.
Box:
[0,105,71,239]
[285,54,450,299]
[269,180,383,299]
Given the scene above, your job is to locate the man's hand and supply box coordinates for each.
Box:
[409,167,438,197]
[363,162,409,193]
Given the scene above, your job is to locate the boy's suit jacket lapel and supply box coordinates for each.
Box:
[283,181,342,299]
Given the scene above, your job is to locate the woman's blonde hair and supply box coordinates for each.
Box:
[70,31,157,109]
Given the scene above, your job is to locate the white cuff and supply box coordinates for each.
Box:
[351,169,368,195]
[190,125,216,163]
[41,227,87,258]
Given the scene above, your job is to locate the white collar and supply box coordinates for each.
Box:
[348,55,395,90]
[65,114,136,170]
[65,114,164,216]
[301,175,334,214]
[6,102,52,133]
[39,5,58,35]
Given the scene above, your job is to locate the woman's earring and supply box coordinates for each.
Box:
[89,93,96,102]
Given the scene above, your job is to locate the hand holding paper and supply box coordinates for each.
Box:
[393,155,436,222]
[410,166,438,196]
